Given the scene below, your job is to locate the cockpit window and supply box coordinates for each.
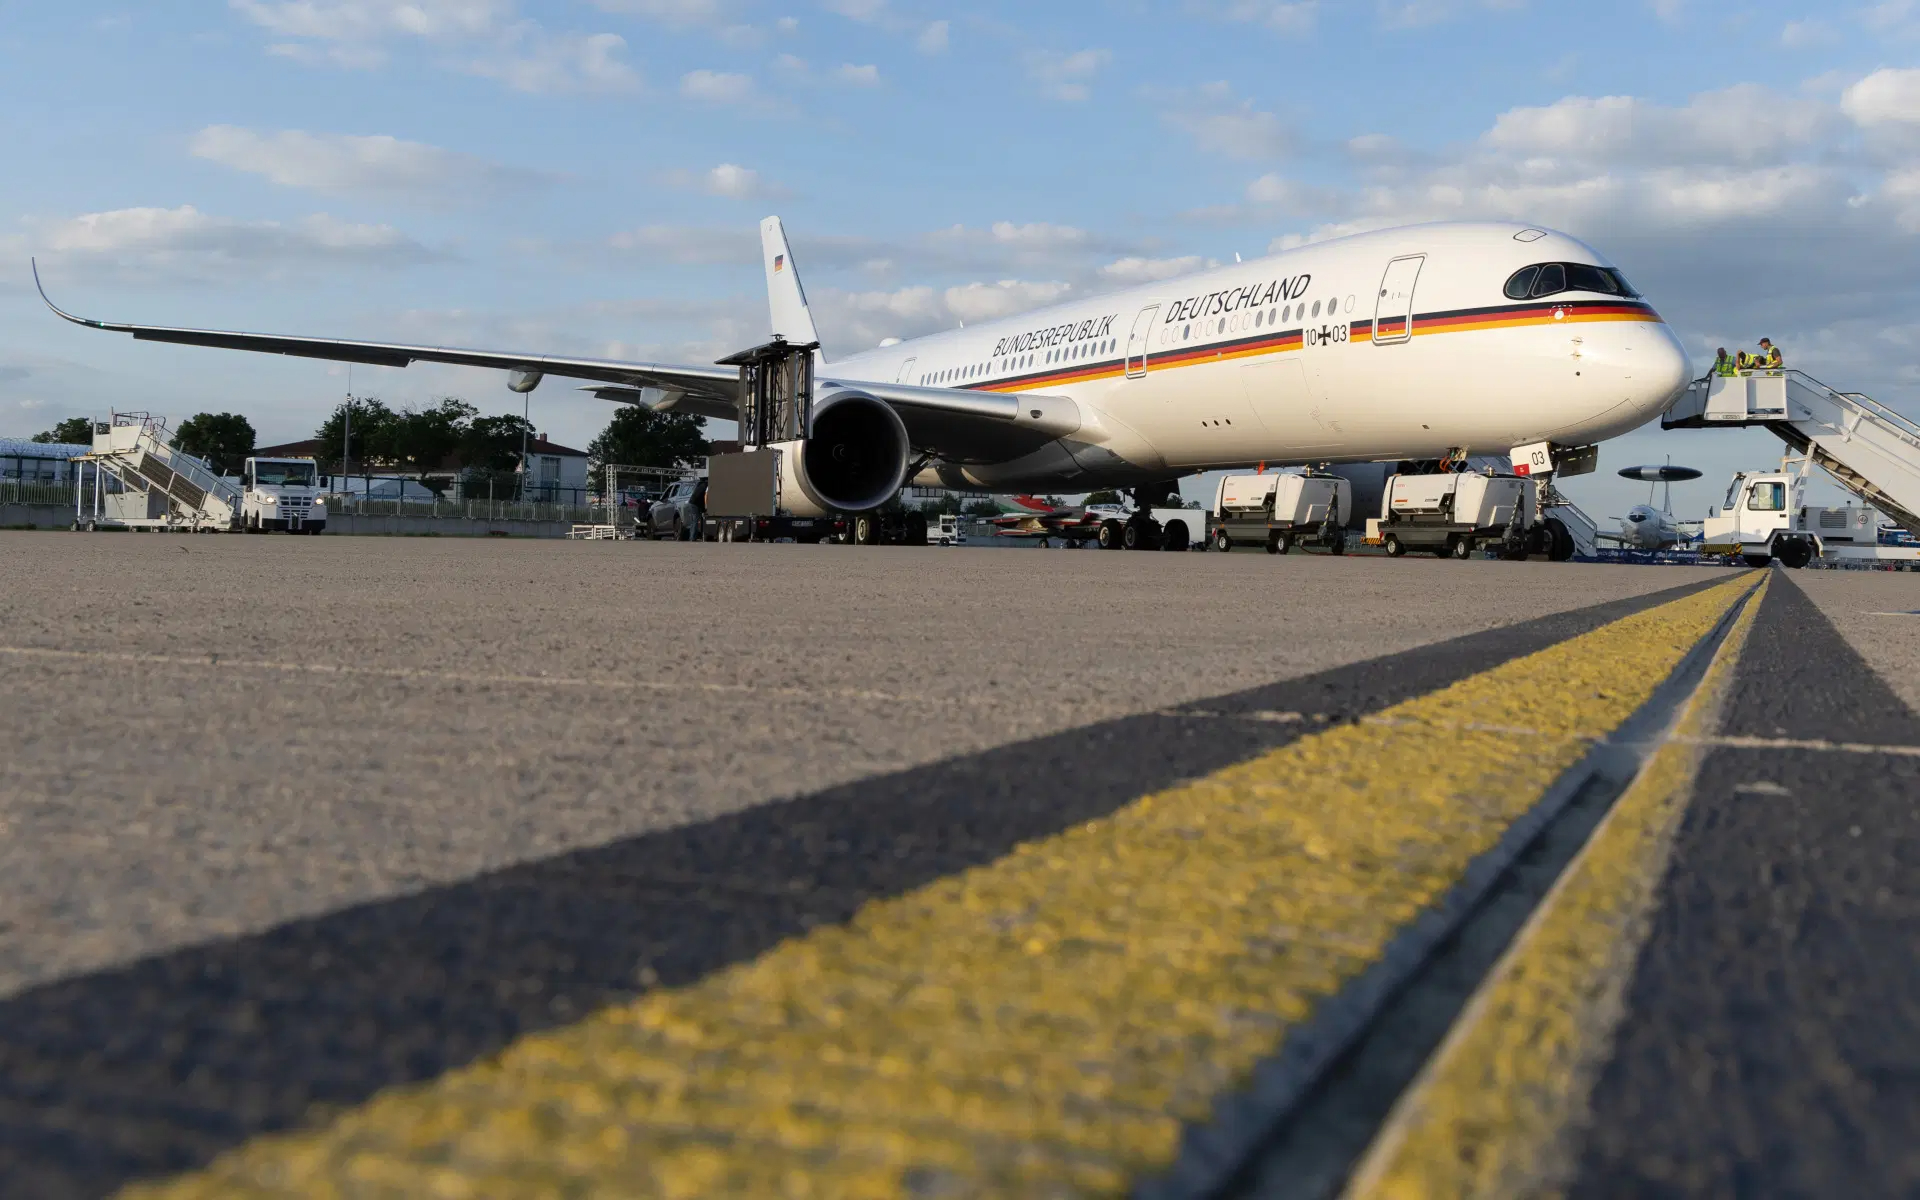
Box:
[1504,262,1640,301]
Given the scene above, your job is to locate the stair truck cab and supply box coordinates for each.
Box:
[242,456,326,534]
[1209,472,1352,554]
[1699,468,1915,568]
[1366,470,1542,559]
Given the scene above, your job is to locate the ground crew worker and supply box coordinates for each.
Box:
[1713,347,1736,376]
[1735,349,1753,370]
[1758,337,1783,369]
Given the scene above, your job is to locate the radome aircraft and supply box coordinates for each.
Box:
[1605,463,1703,550]
[34,217,1691,518]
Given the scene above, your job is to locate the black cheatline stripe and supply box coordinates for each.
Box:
[1569,575,1920,1200]
[1416,297,1658,325]
[0,578,1730,1199]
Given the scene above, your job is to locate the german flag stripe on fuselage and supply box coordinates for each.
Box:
[953,296,1661,395]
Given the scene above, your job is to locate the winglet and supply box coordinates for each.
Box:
[760,216,822,353]
[31,259,106,329]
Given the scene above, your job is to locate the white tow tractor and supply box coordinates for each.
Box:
[1208,472,1352,554]
[241,456,327,534]
[1700,464,1916,568]
[1366,470,1542,559]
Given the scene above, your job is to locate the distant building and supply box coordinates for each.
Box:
[257,433,592,502]
[520,434,590,501]
[0,438,90,486]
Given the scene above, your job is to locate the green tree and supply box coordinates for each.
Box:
[587,405,709,473]
[32,417,93,445]
[963,498,1004,517]
[387,396,477,481]
[1084,489,1123,506]
[315,397,395,473]
[172,412,256,476]
[458,413,535,499]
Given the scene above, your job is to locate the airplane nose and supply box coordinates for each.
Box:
[1635,325,1692,416]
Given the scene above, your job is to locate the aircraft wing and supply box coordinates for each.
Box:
[35,260,1083,457]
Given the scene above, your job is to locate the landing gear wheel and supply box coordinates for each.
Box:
[1123,521,1145,551]
[1212,528,1232,553]
[1544,516,1575,562]
[1451,535,1474,560]
[1268,531,1292,555]
[905,512,928,546]
[1098,519,1125,550]
[1383,532,1407,557]
[1162,522,1189,552]
[854,514,880,546]
[1741,553,1772,569]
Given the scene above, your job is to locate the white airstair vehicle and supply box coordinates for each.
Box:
[75,411,242,532]
[1665,369,1920,548]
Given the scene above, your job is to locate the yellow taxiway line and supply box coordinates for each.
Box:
[1344,576,1768,1200]
[125,576,1759,1200]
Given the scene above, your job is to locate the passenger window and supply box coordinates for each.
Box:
[1531,263,1566,298]
[1255,310,1264,328]
[1503,266,1539,300]
[1311,300,1321,317]
[1747,482,1786,511]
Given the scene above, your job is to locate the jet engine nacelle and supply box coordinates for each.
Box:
[768,390,910,516]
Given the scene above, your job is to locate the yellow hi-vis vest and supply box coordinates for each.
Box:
[1714,357,1737,376]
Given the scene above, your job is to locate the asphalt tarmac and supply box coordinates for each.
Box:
[1,532,1913,1196]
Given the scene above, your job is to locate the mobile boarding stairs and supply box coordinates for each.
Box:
[1665,369,1920,538]
[76,411,241,531]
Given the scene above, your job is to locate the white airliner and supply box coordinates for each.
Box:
[33,217,1691,521]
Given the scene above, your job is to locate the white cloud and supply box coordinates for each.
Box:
[1199,0,1318,34]
[660,163,783,198]
[943,279,1074,322]
[1780,19,1838,48]
[467,30,639,93]
[229,0,512,41]
[1100,255,1210,283]
[834,62,881,85]
[1162,83,1293,160]
[1843,68,1920,126]
[189,126,541,199]
[1026,48,1110,103]
[11,205,439,281]
[917,19,948,53]
[606,224,759,263]
[821,0,889,20]
[1484,85,1832,166]
[590,0,728,25]
[680,68,758,104]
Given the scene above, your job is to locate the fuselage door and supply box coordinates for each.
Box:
[1372,255,1425,345]
[1125,303,1161,378]
[896,356,918,384]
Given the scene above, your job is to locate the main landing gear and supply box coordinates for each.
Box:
[1098,481,1183,551]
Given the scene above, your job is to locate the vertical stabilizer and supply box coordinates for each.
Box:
[760,216,822,351]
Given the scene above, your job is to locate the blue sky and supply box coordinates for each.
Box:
[6,0,1920,518]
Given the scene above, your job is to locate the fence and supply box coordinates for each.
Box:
[0,481,77,506]
[323,495,596,524]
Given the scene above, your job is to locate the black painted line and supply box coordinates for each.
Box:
[0,577,1731,1200]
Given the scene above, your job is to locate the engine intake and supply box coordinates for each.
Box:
[771,391,910,516]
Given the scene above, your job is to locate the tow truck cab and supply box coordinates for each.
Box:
[242,456,326,534]
[1701,470,1884,568]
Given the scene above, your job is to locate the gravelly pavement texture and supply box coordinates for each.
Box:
[0,532,1718,998]
[0,531,1731,1196]
[1569,572,1920,1200]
